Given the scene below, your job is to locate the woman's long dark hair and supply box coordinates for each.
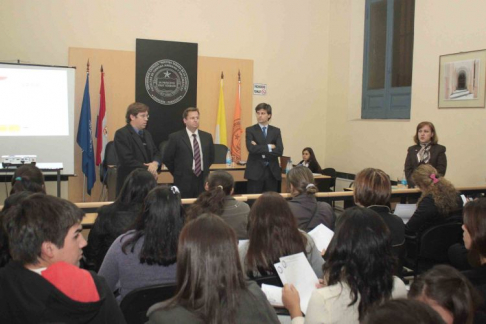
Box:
[121,186,184,265]
[116,169,157,206]
[167,214,247,324]
[302,147,322,173]
[186,171,234,221]
[245,192,307,275]
[324,206,395,320]
[10,165,45,195]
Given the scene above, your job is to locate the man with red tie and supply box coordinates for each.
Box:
[163,107,215,198]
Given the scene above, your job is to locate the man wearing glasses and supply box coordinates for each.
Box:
[114,102,161,195]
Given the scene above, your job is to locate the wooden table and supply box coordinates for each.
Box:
[157,164,330,193]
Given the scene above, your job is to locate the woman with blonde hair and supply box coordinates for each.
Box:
[406,164,462,235]
[287,166,335,231]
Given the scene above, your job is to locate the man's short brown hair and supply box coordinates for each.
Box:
[126,102,149,123]
[182,107,200,119]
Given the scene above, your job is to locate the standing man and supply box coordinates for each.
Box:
[114,102,161,195]
[0,194,125,323]
[244,103,284,193]
[163,107,215,198]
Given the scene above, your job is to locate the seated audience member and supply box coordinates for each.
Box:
[461,198,486,310]
[147,214,279,324]
[406,164,462,236]
[0,194,125,323]
[185,171,250,239]
[297,147,322,174]
[10,164,46,194]
[84,169,157,271]
[1,192,36,268]
[240,192,324,279]
[353,168,405,268]
[362,299,446,324]
[98,186,184,302]
[283,206,407,324]
[287,166,335,231]
[409,264,483,324]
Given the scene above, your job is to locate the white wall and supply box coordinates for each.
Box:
[325,0,486,187]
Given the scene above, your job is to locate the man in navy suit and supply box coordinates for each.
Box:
[114,102,161,195]
[244,103,284,193]
[163,107,215,198]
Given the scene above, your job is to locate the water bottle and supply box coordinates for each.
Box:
[226,149,232,167]
[401,173,408,188]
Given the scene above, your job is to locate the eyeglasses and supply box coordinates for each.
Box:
[138,114,149,119]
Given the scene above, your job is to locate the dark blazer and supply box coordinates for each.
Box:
[244,124,283,181]
[404,144,447,187]
[297,160,322,174]
[162,128,215,185]
[114,124,161,193]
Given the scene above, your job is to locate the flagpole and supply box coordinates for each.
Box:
[84,60,89,203]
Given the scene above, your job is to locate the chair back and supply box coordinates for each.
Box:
[158,140,168,162]
[419,222,463,262]
[280,156,290,173]
[100,141,118,182]
[322,168,336,191]
[251,274,283,288]
[214,144,228,164]
[120,283,177,324]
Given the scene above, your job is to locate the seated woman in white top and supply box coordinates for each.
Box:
[239,192,324,279]
[283,206,407,324]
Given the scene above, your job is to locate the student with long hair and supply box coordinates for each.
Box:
[283,207,407,323]
[297,147,322,174]
[10,164,45,194]
[239,192,324,278]
[147,214,279,324]
[406,164,462,235]
[461,198,486,313]
[98,185,184,302]
[84,169,157,271]
[186,171,250,239]
[287,166,335,231]
[409,265,483,324]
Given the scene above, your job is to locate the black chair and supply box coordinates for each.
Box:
[119,283,177,324]
[99,141,118,201]
[213,144,228,164]
[406,221,463,277]
[321,168,337,192]
[158,140,168,164]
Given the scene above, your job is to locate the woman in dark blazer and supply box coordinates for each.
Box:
[297,147,322,174]
[404,121,447,188]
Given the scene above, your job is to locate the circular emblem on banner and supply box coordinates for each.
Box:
[145,59,189,105]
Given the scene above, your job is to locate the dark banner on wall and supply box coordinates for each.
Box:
[136,39,198,146]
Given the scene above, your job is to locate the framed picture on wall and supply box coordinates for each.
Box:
[438,49,486,108]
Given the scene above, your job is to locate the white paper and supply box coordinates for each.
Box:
[274,252,319,314]
[461,194,468,206]
[394,204,417,224]
[308,224,334,251]
[261,284,284,307]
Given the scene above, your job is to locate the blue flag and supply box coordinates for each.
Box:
[76,72,96,195]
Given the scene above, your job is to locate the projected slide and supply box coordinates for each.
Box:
[0,67,69,136]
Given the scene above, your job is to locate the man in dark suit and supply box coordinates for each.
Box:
[244,103,284,193]
[114,102,161,195]
[163,107,215,198]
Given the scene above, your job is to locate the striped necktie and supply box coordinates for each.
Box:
[262,126,267,138]
[193,134,202,177]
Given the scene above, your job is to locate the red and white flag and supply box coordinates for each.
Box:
[95,66,107,166]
